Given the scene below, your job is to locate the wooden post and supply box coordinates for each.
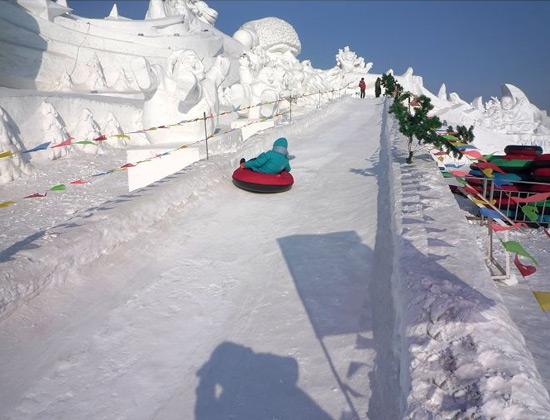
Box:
[203,111,209,160]
[289,95,292,123]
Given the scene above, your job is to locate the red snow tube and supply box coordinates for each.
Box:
[532,167,550,183]
[533,154,550,168]
[530,183,550,193]
[504,145,543,156]
[232,168,294,193]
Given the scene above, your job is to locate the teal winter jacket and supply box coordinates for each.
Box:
[245,137,291,174]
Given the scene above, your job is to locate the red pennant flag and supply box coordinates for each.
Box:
[121,163,135,168]
[463,150,484,160]
[24,192,47,198]
[51,137,73,148]
[514,253,537,277]
[463,186,478,195]
[70,179,87,185]
[488,221,527,232]
[93,135,108,142]
[510,192,550,204]
[451,170,469,177]
[476,161,507,174]
[433,151,447,156]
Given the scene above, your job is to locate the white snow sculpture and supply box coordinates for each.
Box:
[42,102,71,160]
[0,107,28,184]
[437,83,447,101]
[72,108,105,154]
[102,113,127,148]
[471,97,484,112]
[86,54,108,91]
[56,70,74,92]
[481,84,542,134]
[132,50,230,144]
[145,0,217,25]
[17,0,71,22]
[234,18,301,56]
[336,46,372,73]
[145,0,167,19]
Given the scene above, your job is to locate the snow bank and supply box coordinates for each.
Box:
[0,96,352,321]
[382,101,550,418]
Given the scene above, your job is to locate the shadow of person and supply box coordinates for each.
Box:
[195,341,332,420]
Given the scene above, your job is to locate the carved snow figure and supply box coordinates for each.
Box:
[102,112,127,148]
[86,54,108,91]
[132,50,230,144]
[186,0,218,25]
[233,17,301,56]
[56,71,75,92]
[42,102,71,160]
[72,108,105,154]
[481,84,542,134]
[336,46,372,73]
[0,107,27,184]
[146,0,217,25]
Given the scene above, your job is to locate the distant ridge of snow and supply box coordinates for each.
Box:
[382,100,550,418]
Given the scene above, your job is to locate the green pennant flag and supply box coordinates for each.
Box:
[74,141,96,146]
[454,177,467,185]
[50,184,66,191]
[500,239,539,266]
[521,204,539,222]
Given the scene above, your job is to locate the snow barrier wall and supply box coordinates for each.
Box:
[0,97,353,321]
[382,99,550,419]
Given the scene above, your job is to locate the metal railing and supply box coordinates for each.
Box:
[468,176,550,224]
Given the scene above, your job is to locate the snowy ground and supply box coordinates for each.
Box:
[1,97,550,419]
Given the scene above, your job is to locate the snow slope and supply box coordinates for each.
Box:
[0,97,387,419]
[1,97,549,419]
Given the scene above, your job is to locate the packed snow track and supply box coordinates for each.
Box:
[0,99,401,419]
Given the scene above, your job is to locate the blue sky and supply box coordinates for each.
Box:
[68,1,550,112]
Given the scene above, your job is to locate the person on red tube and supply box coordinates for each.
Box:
[240,137,291,174]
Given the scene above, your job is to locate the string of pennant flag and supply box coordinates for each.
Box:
[0,88,342,160]
[428,132,550,313]
[0,109,290,210]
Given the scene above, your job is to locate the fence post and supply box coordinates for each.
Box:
[289,95,292,123]
[203,111,209,160]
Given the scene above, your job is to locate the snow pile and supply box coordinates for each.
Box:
[0,96,351,321]
[383,102,550,418]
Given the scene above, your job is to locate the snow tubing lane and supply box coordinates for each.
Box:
[533,154,550,168]
[504,145,543,156]
[232,168,294,193]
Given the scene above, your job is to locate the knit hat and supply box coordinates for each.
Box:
[272,137,289,155]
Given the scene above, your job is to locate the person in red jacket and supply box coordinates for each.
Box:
[359,78,366,98]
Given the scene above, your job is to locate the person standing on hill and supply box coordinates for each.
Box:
[375,77,381,98]
[358,78,366,99]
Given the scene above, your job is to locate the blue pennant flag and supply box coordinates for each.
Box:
[480,207,506,220]
[23,142,51,153]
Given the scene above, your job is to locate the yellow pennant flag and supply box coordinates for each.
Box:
[533,291,550,312]
[0,151,14,159]
[482,168,494,178]
[438,156,444,162]
[0,200,16,208]
[113,134,131,140]
[473,198,496,206]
